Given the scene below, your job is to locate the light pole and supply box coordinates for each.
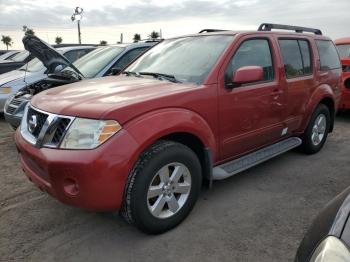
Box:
[71,7,83,44]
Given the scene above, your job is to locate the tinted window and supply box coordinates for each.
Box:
[299,40,312,74]
[70,46,125,78]
[279,40,304,78]
[64,49,92,63]
[10,51,29,62]
[111,47,148,71]
[225,39,274,83]
[316,40,341,70]
[336,44,350,58]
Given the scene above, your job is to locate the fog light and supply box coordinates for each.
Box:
[63,178,79,196]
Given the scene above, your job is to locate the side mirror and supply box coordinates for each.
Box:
[231,66,264,86]
[110,67,122,75]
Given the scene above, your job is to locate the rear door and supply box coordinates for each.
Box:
[218,35,286,160]
[277,38,315,132]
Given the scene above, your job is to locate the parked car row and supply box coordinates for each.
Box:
[1,22,349,260]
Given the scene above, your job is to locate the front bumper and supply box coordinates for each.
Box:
[15,128,140,211]
[0,95,8,113]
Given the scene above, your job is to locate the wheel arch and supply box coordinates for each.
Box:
[302,84,336,133]
[124,108,218,183]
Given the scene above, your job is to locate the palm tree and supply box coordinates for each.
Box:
[55,36,63,45]
[148,31,160,39]
[133,34,141,43]
[1,35,13,50]
[100,40,107,46]
[23,25,35,36]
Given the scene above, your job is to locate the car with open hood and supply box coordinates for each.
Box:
[15,24,341,234]
[335,38,350,110]
[0,41,95,115]
[4,36,159,128]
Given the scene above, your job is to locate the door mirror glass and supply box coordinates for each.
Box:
[231,66,264,86]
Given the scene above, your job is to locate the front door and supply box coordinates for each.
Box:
[218,36,285,160]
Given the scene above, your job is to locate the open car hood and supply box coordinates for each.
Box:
[22,35,83,78]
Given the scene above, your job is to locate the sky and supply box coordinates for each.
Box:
[0,0,349,49]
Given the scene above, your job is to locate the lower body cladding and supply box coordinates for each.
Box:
[15,128,140,211]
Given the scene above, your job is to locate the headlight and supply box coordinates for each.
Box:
[310,236,350,262]
[60,118,122,149]
[0,86,12,94]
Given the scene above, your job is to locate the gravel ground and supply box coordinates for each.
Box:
[1,112,350,262]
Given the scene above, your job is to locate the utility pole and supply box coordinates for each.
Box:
[71,7,84,44]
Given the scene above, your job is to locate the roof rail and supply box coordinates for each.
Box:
[199,29,228,33]
[258,23,322,35]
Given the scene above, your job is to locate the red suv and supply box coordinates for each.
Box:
[335,38,350,110]
[15,24,342,234]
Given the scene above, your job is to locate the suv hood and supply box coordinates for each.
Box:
[31,75,198,122]
[23,35,83,77]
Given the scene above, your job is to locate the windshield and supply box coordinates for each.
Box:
[19,58,45,72]
[65,46,125,78]
[126,35,234,84]
[336,44,350,58]
[10,51,29,62]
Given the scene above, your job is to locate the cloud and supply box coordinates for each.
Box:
[0,0,349,39]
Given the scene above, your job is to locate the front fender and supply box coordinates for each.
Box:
[123,108,218,163]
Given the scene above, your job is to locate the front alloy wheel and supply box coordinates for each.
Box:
[147,163,192,219]
[121,140,201,234]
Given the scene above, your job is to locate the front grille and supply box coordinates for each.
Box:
[27,107,48,138]
[51,118,71,144]
[21,105,74,148]
[6,105,16,114]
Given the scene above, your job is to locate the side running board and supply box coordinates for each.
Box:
[212,137,302,180]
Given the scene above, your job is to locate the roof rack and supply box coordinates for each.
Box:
[199,29,228,33]
[258,23,322,35]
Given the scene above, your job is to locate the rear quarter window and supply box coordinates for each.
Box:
[316,40,341,71]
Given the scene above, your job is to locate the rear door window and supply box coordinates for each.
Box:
[279,39,313,78]
[316,40,341,71]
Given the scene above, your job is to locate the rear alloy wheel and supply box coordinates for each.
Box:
[121,141,202,234]
[301,104,331,154]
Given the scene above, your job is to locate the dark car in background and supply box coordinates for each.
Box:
[4,35,159,128]
[0,50,33,74]
[0,50,21,61]
[295,187,350,261]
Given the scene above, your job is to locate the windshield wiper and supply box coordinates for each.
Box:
[123,71,141,77]
[138,72,181,83]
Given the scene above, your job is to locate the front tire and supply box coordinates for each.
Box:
[121,140,202,234]
[300,104,331,154]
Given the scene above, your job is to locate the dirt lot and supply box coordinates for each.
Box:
[1,113,350,262]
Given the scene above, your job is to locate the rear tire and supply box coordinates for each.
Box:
[121,140,202,234]
[300,104,331,154]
